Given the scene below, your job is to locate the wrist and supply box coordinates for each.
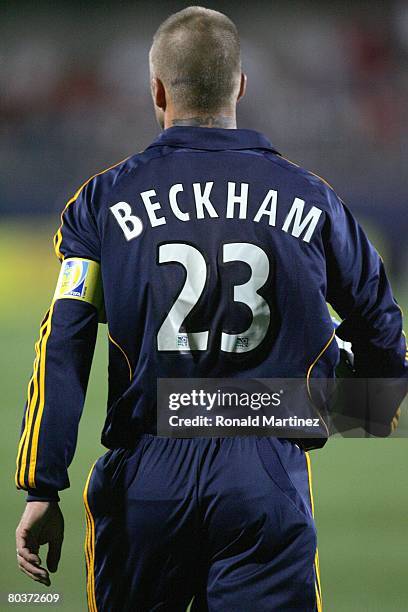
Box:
[26,487,60,503]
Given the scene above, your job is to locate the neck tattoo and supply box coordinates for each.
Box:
[171,115,235,128]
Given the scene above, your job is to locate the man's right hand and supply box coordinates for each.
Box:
[16,501,64,586]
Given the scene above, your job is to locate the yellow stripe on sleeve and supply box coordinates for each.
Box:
[54,156,130,262]
[16,309,52,488]
[27,301,56,487]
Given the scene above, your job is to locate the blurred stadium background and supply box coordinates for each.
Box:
[1,1,407,610]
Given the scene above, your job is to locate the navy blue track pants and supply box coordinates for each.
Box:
[83,436,321,611]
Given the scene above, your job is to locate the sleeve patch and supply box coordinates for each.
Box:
[54,258,103,312]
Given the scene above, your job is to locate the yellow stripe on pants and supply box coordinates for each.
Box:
[306,452,323,611]
[83,463,97,612]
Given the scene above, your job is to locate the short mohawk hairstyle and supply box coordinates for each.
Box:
[149,6,241,113]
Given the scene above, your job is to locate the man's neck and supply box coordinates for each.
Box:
[166,110,237,129]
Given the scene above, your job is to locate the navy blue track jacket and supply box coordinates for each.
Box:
[15,127,407,501]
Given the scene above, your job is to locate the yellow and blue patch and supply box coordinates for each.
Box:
[54,258,103,312]
[59,259,88,297]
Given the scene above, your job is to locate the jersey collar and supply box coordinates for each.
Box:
[147,126,279,154]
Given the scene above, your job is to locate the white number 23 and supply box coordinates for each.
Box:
[157,242,271,353]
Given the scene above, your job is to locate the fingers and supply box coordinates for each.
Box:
[46,535,63,573]
[16,526,49,585]
[19,565,48,584]
[18,547,41,566]
[16,527,41,565]
[17,551,50,586]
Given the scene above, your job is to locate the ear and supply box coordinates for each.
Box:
[237,73,247,102]
[151,77,167,111]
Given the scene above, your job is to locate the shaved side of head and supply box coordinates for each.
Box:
[150,6,241,114]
